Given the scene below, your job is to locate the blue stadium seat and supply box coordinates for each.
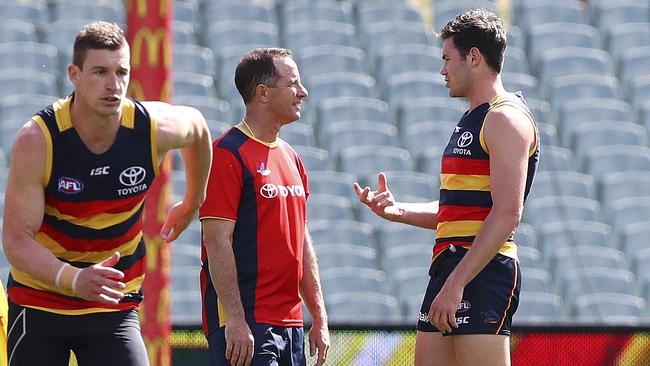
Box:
[317,246,378,271]
[558,98,634,146]
[591,2,650,37]
[537,47,613,94]
[281,0,353,26]
[514,291,564,323]
[338,146,413,176]
[173,72,217,99]
[278,122,316,148]
[550,246,626,274]
[503,47,531,75]
[614,163,650,203]
[173,44,216,77]
[308,170,357,200]
[527,171,596,201]
[398,96,466,130]
[204,1,276,24]
[536,146,577,172]
[374,44,442,89]
[526,23,601,71]
[502,72,540,100]
[522,268,553,293]
[316,96,389,130]
[0,19,37,43]
[605,23,650,67]
[584,145,650,182]
[50,0,125,24]
[617,46,650,95]
[403,121,457,156]
[320,121,397,157]
[308,219,374,247]
[307,193,355,221]
[206,21,279,52]
[572,121,647,167]
[171,96,230,123]
[284,21,356,53]
[0,42,60,78]
[293,146,331,172]
[573,293,645,323]
[376,222,433,252]
[327,291,402,323]
[523,196,602,228]
[296,45,366,81]
[538,220,613,255]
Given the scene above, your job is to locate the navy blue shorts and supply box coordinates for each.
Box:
[208,323,305,366]
[417,246,520,336]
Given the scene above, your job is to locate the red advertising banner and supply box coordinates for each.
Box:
[126,1,173,365]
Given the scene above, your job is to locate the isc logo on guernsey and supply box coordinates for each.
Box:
[259,183,305,199]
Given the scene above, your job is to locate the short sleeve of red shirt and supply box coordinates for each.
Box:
[199,145,243,222]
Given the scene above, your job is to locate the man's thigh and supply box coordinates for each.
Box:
[72,310,149,366]
[453,334,510,366]
[414,331,455,366]
[7,302,70,366]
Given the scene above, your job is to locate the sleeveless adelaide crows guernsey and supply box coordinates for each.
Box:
[7,95,159,315]
[434,93,539,263]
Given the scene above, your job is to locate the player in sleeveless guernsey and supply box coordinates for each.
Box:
[200,48,329,366]
[2,22,212,365]
[354,10,539,366]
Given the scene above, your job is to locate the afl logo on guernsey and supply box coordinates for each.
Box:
[457,131,473,147]
[58,177,84,194]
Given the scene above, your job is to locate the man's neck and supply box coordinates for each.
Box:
[69,99,122,154]
[466,74,507,110]
[242,110,284,143]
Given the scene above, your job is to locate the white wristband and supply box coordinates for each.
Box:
[71,269,82,293]
[55,263,70,288]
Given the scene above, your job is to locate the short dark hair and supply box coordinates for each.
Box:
[73,21,127,69]
[440,9,506,73]
[235,48,294,104]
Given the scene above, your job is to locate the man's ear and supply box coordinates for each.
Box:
[255,84,269,103]
[469,47,481,65]
[68,64,80,86]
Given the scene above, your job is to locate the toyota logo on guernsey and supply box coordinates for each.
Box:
[259,183,305,199]
[457,131,473,147]
[117,166,148,196]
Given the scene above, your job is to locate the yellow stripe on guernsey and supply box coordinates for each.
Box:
[10,268,144,310]
[436,221,484,238]
[440,174,491,191]
[43,201,144,229]
[34,232,142,262]
[32,115,53,187]
[52,97,137,132]
[149,116,160,176]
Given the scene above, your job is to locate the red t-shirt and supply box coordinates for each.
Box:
[199,126,309,334]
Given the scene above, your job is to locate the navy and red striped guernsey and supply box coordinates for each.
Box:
[199,125,309,336]
[7,95,159,315]
[434,93,539,262]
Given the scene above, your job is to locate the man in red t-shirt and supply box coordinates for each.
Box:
[199,48,329,366]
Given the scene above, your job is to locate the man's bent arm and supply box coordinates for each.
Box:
[144,102,212,241]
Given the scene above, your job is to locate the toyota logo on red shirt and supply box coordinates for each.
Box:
[260,183,279,198]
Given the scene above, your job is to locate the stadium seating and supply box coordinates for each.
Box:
[515,291,564,323]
